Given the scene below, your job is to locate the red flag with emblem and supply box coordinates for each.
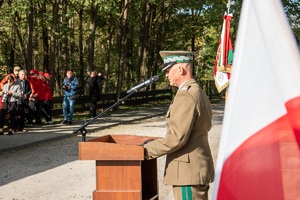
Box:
[214,12,234,93]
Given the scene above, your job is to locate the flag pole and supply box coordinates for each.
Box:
[227,0,231,14]
[214,0,234,101]
[225,0,231,105]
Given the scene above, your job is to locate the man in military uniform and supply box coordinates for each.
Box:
[143,51,214,200]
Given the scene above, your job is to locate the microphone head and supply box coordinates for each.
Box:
[152,75,160,82]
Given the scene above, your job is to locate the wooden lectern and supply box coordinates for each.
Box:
[79,134,159,200]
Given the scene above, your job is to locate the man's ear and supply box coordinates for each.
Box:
[178,65,187,75]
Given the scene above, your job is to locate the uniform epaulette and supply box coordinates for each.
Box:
[180,85,191,91]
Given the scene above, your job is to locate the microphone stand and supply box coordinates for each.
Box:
[72,90,137,142]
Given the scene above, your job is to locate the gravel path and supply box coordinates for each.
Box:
[0,102,224,200]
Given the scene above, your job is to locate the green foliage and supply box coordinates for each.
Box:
[0,0,299,95]
[282,0,300,46]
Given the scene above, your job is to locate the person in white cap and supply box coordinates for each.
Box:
[143,51,214,200]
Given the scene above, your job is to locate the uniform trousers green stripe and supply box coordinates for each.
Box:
[181,186,192,200]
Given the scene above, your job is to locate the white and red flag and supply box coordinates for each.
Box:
[213,0,300,199]
[214,12,234,93]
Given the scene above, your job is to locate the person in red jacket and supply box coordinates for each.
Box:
[27,69,40,126]
[34,71,46,124]
[42,73,53,124]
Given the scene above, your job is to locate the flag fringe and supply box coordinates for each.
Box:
[218,66,232,73]
[215,80,230,93]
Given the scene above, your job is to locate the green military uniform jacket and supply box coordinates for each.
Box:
[144,79,215,185]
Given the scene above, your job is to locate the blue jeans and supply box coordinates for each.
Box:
[63,96,75,121]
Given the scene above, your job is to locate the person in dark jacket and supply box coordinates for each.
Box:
[86,71,103,118]
[15,70,32,131]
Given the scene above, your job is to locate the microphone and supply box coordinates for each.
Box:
[127,75,160,93]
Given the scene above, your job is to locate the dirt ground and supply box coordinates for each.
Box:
[0,103,223,200]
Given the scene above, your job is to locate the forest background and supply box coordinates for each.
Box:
[0,0,299,98]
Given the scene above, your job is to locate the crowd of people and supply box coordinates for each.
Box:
[0,67,104,135]
[0,66,53,135]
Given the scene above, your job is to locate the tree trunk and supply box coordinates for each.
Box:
[9,37,16,70]
[102,13,114,94]
[78,8,85,93]
[115,0,128,99]
[125,23,133,91]
[143,3,151,80]
[50,0,59,93]
[87,1,98,71]
[136,0,151,83]
[26,0,34,71]
[12,9,27,71]
[41,2,49,72]
[61,0,69,71]
[69,17,75,68]
[148,4,159,91]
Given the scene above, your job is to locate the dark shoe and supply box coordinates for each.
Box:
[68,121,72,125]
[8,131,13,135]
[61,120,68,125]
[0,132,3,135]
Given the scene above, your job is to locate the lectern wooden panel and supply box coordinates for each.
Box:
[79,134,158,200]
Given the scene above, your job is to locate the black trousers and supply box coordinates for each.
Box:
[17,102,27,130]
[0,101,18,130]
[42,100,52,122]
[89,100,97,118]
[35,100,43,124]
